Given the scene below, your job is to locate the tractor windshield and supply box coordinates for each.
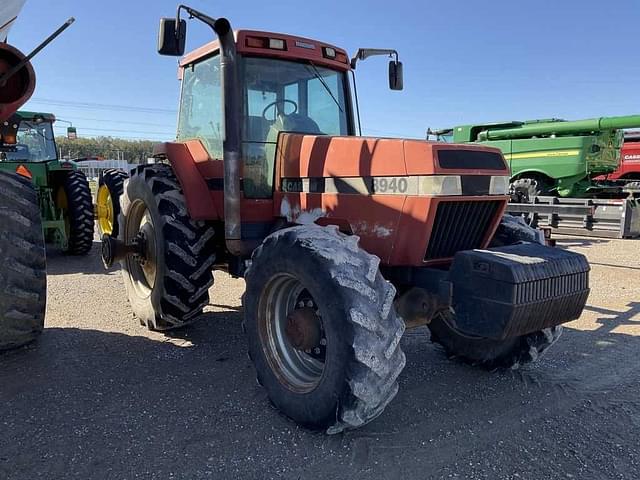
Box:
[242,56,351,198]
[176,53,351,198]
[4,120,58,162]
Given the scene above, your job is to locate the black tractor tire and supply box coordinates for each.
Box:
[60,170,94,255]
[0,171,47,351]
[490,214,545,248]
[429,313,562,370]
[118,164,216,330]
[244,225,406,433]
[510,176,551,202]
[97,168,128,237]
[435,215,560,369]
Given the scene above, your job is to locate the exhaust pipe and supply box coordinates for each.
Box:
[175,8,247,256]
[212,18,246,256]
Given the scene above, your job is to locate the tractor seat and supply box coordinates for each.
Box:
[267,113,323,142]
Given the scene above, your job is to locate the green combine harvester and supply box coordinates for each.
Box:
[436,115,640,198]
[0,111,94,255]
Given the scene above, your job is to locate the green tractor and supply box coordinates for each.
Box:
[0,111,94,255]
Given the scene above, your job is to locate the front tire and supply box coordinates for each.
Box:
[244,225,406,433]
[429,312,562,370]
[0,172,47,351]
[118,164,216,330]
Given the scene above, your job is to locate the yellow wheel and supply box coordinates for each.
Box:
[96,169,127,238]
[97,184,114,236]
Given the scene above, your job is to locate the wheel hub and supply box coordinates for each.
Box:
[285,307,322,351]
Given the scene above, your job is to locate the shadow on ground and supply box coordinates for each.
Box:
[2,301,640,480]
[46,242,118,276]
[554,236,612,248]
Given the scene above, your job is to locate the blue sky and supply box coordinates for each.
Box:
[9,0,640,142]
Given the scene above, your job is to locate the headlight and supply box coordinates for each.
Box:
[419,175,462,196]
[489,176,510,195]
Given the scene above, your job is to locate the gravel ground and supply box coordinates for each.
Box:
[1,234,639,479]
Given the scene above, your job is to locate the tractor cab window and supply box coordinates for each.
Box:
[242,57,350,198]
[177,54,224,160]
[3,121,57,162]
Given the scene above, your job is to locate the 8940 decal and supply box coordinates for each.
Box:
[372,177,409,194]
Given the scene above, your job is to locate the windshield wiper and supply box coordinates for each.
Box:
[306,61,343,113]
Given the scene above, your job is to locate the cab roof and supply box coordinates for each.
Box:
[16,111,56,123]
[179,29,350,72]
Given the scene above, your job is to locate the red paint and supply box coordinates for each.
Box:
[606,140,640,180]
[274,133,509,266]
[153,141,219,220]
[0,43,36,123]
[179,30,350,72]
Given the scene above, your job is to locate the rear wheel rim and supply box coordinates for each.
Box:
[96,184,114,235]
[258,274,326,393]
[124,199,157,299]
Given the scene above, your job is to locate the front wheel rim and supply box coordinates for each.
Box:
[258,274,326,393]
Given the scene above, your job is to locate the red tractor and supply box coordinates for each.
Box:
[102,7,590,433]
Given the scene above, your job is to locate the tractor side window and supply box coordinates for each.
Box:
[177,54,223,160]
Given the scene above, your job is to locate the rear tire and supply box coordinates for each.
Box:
[244,225,406,433]
[97,169,128,237]
[429,310,562,370]
[0,172,47,351]
[119,164,216,330]
[60,170,94,255]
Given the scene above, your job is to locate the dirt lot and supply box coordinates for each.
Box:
[1,235,639,479]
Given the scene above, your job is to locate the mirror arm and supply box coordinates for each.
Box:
[350,48,399,69]
[177,5,218,32]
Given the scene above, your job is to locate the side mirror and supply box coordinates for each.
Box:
[158,18,186,56]
[67,126,77,140]
[388,61,403,90]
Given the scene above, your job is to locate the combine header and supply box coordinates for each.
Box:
[101,6,590,432]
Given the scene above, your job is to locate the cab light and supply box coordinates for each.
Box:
[323,47,336,58]
[16,165,32,179]
[268,38,286,50]
[246,36,266,48]
[489,176,510,195]
[419,175,462,196]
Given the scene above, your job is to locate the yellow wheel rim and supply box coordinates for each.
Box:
[97,184,114,235]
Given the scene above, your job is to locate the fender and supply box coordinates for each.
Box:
[152,140,221,220]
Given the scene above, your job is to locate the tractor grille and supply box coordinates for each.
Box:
[424,200,503,261]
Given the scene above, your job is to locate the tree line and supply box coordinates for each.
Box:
[56,136,160,163]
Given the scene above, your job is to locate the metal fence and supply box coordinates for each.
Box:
[74,160,135,180]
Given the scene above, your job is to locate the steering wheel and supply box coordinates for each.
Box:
[262,99,298,121]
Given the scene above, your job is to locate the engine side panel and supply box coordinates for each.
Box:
[274,133,509,266]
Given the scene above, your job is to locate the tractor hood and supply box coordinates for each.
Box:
[276,134,510,185]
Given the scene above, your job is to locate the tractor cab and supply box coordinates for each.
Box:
[175,34,356,198]
[0,111,58,163]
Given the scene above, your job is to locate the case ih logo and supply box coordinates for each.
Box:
[623,154,640,162]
